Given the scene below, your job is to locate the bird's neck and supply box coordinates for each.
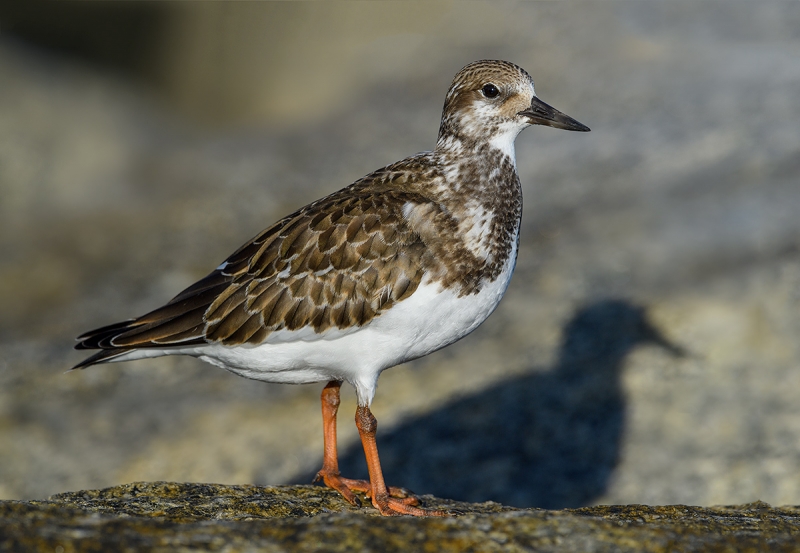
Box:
[433,131,520,201]
[435,127,518,171]
[427,131,523,266]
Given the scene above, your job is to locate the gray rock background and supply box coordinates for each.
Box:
[1,0,799,509]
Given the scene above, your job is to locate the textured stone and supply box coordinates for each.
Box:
[2,483,799,553]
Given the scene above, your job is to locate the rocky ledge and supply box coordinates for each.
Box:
[2,482,799,552]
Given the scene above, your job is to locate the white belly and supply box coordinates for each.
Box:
[123,242,518,405]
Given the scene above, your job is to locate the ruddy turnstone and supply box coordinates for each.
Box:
[73,60,589,516]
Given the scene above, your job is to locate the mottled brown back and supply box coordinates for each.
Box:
[76,184,442,352]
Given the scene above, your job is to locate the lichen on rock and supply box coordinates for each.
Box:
[2,482,798,552]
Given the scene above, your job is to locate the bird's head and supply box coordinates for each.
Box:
[437,60,589,157]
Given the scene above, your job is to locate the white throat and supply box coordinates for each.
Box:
[488,122,522,168]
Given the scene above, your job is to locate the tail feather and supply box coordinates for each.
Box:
[108,306,207,347]
[75,319,137,345]
[70,348,129,370]
[73,268,232,370]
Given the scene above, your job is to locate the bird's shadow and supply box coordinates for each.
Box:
[293,299,682,509]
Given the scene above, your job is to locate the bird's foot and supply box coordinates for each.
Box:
[315,470,362,506]
[371,492,448,517]
[314,470,421,508]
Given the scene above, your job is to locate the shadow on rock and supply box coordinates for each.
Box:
[295,299,683,509]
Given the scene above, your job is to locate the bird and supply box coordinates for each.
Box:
[73,60,590,516]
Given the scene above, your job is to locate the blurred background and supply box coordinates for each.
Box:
[1,1,799,508]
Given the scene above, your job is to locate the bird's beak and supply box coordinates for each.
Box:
[519,96,590,132]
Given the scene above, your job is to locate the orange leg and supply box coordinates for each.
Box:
[314,381,429,513]
[355,404,446,516]
[314,381,362,505]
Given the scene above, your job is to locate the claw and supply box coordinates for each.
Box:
[371,493,447,517]
[315,469,362,507]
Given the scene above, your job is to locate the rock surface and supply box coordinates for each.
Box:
[2,483,799,552]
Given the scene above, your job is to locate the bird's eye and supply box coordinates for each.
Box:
[481,83,500,99]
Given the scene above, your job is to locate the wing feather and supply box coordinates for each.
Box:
[74,186,455,368]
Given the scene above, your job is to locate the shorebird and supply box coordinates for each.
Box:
[74,60,589,516]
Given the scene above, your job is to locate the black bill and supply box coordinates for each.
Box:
[518,96,590,132]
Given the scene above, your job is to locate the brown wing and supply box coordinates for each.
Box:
[74,188,434,358]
